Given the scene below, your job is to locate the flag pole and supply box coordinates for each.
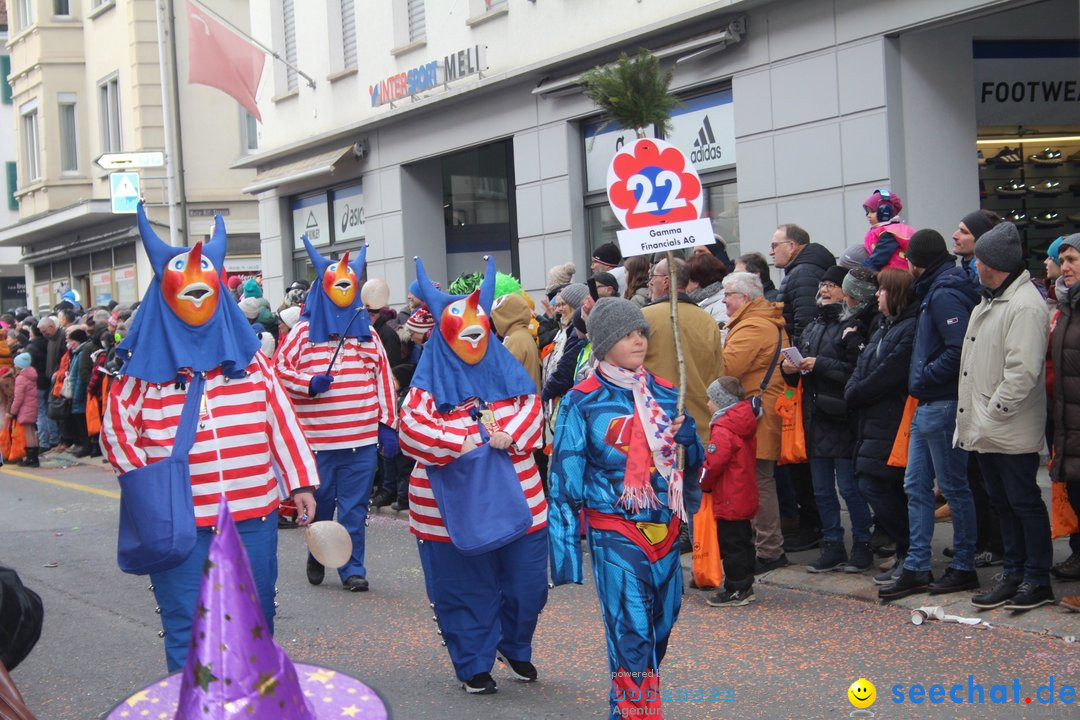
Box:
[166,0,190,233]
[190,0,317,90]
[154,0,181,245]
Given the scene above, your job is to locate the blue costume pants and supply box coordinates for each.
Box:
[588,526,682,720]
[417,529,549,682]
[151,513,277,671]
[309,445,377,581]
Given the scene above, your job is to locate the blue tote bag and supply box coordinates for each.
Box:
[116,373,204,575]
[425,418,532,556]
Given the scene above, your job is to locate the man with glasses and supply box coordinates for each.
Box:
[770,224,836,555]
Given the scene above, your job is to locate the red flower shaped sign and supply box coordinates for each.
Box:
[606,138,704,230]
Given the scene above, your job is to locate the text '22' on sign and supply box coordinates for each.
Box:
[606,138,712,257]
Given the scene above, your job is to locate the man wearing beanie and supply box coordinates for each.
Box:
[591,242,627,295]
[880,228,981,602]
[549,297,703,720]
[1050,234,1080,612]
[952,209,1002,281]
[956,222,1054,611]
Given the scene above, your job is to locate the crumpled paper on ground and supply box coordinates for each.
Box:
[910,605,988,626]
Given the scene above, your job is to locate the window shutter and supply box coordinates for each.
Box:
[407,0,425,43]
[341,0,357,68]
[282,0,298,90]
[6,162,17,210]
[0,56,11,105]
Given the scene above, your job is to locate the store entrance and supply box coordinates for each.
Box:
[442,140,518,282]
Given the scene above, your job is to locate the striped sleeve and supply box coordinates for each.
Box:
[399,387,469,466]
[101,373,149,473]
[370,331,398,430]
[274,322,315,397]
[256,353,318,494]
[500,394,543,454]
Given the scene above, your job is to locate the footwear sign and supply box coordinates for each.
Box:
[606,138,712,258]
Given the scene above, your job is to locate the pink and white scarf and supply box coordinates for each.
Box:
[597,361,687,521]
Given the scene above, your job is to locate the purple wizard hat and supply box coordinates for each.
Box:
[105,502,388,719]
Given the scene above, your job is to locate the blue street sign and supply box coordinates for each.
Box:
[110,172,141,214]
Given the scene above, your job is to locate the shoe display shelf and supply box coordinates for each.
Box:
[979,133,1080,273]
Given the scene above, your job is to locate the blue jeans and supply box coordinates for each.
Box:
[902,400,976,572]
[309,445,377,581]
[809,457,872,544]
[151,513,278,671]
[36,389,59,448]
[977,452,1052,586]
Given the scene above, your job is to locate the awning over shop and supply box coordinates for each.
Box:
[242,145,358,195]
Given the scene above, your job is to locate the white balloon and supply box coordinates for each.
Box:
[305,521,353,568]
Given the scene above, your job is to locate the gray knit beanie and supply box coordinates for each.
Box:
[558,283,590,311]
[974,221,1023,272]
[842,268,878,305]
[1060,233,1080,254]
[587,298,650,360]
[707,376,743,411]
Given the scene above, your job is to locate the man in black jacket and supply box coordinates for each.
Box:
[770,224,836,556]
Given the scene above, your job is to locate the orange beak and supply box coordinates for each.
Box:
[162,241,220,326]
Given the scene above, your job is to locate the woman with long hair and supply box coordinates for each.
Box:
[623,256,651,307]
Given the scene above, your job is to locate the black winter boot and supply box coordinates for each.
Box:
[18,447,39,468]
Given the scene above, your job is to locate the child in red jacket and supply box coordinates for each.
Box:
[700,376,760,607]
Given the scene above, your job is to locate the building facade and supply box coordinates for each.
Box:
[0,0,260,313]
[241,0,1078,306]
[0,2,28,310]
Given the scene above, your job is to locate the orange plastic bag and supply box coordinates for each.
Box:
[86,393,102,436]
[887,395,919,468]
[0,419,26,462]
[692,492,723,588]
[776,384,807,465]
[1052,481,1080,539]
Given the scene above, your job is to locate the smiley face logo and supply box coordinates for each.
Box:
[848,678,876,709]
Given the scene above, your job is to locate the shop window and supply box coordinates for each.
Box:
[113,244,136,266]
[442,140,517,280]
[59,93,79,174]
[19,100,40,183]
[705,181,739,260]
[91,250,113,270]
[99,75,122,153]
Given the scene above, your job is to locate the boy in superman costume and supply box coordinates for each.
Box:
[101,203,318,671]
[275,237,397,592]
[398,256,549,695]
[548,297,703,720]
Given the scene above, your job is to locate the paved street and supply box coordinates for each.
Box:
[2,457,1078,719]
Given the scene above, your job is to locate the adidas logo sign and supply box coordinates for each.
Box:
[690,116,723,164]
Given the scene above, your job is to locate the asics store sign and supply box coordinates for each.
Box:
[974,41,1080,125]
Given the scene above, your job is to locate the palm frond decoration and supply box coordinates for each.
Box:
[581,48,680,138]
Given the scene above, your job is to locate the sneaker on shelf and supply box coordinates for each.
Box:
[496,651,538,681]
[706,587,756,607]
[971,574,1022,609]
[1001,582,1054,612]
[753,554,790,575]
[1029,147,1064,165]
[928,567,979,595]
[843,542,874,573]
[1005,209,1029,227]
[977,149,986,166]
[462,672,497,695]
[1051,551,1080,580]
[989,146,1023,167]
[1033,210,1064,228]
[995,179,1027,197]
[807,541,848,573]
[1031,179,1064,196]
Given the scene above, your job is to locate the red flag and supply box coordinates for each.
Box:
[187,1,265,121]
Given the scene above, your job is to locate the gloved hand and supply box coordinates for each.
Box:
[378,423,399,458]
[309,373,334,396]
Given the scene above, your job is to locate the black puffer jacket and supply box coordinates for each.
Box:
[777,243,837,346]
[845,303,918,480]
[1052,282,1080,482]
[782,302,865,459]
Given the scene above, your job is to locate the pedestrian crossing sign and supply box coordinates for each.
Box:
[110,172,141,214]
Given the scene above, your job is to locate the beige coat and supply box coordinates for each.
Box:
[643,298,723,444]
[492,293,542,395]
[954,271,1049,455]
[722,298,787,461]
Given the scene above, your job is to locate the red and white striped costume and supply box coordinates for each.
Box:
[274,320,397,449]
[101,353,318,526]
[399,387,547,542]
